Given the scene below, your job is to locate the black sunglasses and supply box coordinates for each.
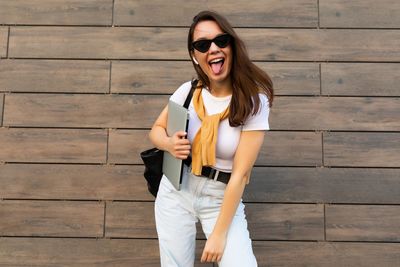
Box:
[192,33,232,53]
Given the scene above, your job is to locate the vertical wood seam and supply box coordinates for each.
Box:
[319,63,322,95]
[103,201,106,237]
[6,26,10,58]
[112,0,115,26]
[109,60,112,94]
[317,0,320,28]
[106,129,109,163]
[323,204,326,241]
[322,131,325,166]
[1,93,4,127]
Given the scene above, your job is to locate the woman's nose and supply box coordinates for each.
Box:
[208,41,220,53]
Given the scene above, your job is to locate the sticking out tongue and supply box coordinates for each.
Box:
[211,61,223,75]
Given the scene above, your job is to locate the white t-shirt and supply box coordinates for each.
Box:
[169,80,270,172]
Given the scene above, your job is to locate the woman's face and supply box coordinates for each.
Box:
[191,20,233,84]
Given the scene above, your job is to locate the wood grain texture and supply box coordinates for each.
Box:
[111,61,320,95]
[6,94,399,130]
[246,203,324,240]
[105,201,205,240]
[326,205,400,242]
[3,94,169,128]
[108,130,322,166]
[245,167,400,203]
[0,164,151,201]
[104,202,324,241]
[257,131,322,166]
[260,62,320,95]
[0,59,110,93]
[0,0,113,25]
[0,200,104,237]
[321,63,400,96]
[108,129,153,164]
[237,28,400,62]
[114,0,318,27]
[0,237,211,267]
[105,201,158,238]
[320,0,400,28]
[324,132,400,167]
[270,96,400,131]
[253,241,400,267]
[2,164,399,204]
[9,27,400,61]
[0,128,107,163]
[111,60,196,94]
[0,26,7,57]
[9,26,188,59]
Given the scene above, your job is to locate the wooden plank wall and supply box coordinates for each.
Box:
[0,0,399,266]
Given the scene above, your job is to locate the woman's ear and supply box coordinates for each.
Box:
[191,52,199,65]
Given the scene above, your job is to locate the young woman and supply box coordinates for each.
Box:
[149,10,274,267]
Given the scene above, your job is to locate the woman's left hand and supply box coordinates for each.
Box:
[200,231,227,263]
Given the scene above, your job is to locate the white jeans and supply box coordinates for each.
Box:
[154,164,258,267]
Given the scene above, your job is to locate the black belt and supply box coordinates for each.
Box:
[183,156,231,184]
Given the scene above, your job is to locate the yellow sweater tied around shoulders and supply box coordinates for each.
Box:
[191,81,230,175]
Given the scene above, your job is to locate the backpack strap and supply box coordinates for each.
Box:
[183,79,199,109]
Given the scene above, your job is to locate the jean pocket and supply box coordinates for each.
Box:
[203,179,226,199]
[159,175,175,194]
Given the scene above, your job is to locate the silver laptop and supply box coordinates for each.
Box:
[162,100,190,190]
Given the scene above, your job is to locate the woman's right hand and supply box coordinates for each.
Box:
[167,131,191,160]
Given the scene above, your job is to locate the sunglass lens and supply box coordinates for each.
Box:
[193,40,211,53]
[215,34,231,48]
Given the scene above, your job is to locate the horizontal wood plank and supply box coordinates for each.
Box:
[105,202,324,240]
[0,164,152,201]
[0,200,103,237]
[8,95,396,131]
[257,131,322,166]
[237,28,400,62]
[3,94,169,128]
[326,205,400,242]
[321,63,400,96]
[0,128,107,163]
[114,0,318,27]
[0,59,110,93]
[324,132,400,167]
[270,96,400,131]
[253,241,400,266]
[0,237,211,267]
[245,203,324,240]
[245,167,400,203]
[9,27,400,61]
[2,164,399,204]
[9,26,188,59]
[108,130,153,164]
[109,130,322,166]
[0,26,7,57]
[0,237,399,266]
[111,61,320,95]
[111,61,195,94]
[320,0,400,28]
[0,0,113,25]
[263,62,320,95]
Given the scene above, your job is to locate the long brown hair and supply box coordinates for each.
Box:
[188,10,274,127]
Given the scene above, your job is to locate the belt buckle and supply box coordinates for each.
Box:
[209,169,219,181]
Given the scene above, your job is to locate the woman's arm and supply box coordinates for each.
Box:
[201,130,265,262]
[148,104,191,159]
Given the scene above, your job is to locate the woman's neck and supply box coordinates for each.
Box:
[208,79,233,97]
